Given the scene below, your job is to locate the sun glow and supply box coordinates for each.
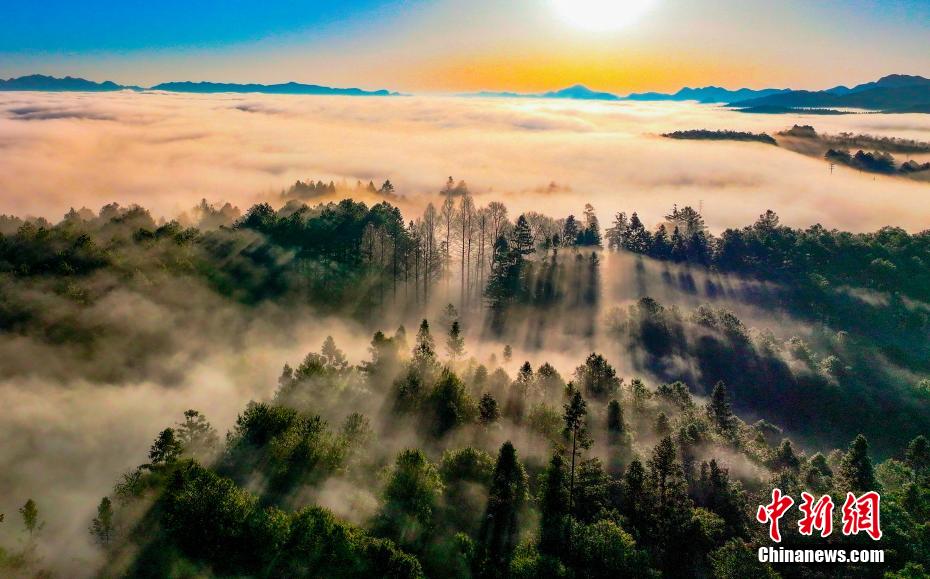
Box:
[551,0,658,31]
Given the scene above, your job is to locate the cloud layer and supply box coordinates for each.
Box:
[1,91,930,232]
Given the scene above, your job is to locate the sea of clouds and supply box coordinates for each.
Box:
[1,90,929,231]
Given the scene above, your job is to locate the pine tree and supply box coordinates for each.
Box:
[708,381,736,436]
[321,336,348,371]
[621,459,650,537]
[511,215,535,256]
[413,319,436,366]
[539,453,569,557]
[562,215,580,247]
[149,428,183,465]
[446,320,466,363]
[605,212,628,250]
[563,390,592,517]
[19,499,40,537]
[176,409,219,459]
[624,212,652,253]
[607,399,625,436]
[906,435,930,479]
[840,434,879,492]
[574,353,621,401]
[479,393,500,425]
[474,442,528,577]
[90,496,115,547]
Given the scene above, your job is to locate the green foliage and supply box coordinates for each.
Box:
[574,353,621,401]
[474,442,528,577]
[375,449,444,552]
[90,497,115,547]
[840,434,880,492]
[710,539,779,579]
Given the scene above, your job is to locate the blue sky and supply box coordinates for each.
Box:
[1,0,928,93]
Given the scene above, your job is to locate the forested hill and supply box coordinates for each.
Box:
[0,190,929,577]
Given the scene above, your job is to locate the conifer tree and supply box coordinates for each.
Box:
[840,434,879,492]
[474,442,528,577]
[539,453,569,557]
[478,393,500,425]
[563,390,592,517]
[708,381,736,436]
[446,320,465,363]
[90,497,115,547]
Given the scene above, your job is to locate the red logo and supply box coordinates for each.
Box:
[798,492,834,537]
[757,488,794,542]
[841,492,882,540]
[757,490,882,541]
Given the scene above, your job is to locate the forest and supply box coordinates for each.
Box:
[0,182,929,578]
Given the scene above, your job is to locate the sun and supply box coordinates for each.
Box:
[551,0,658,31]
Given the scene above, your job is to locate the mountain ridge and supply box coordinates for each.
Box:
[730,74,930,112]
[0,75,396,97]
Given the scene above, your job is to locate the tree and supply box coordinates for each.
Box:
[654,412,672,437]
[502,345,512,363]
[90,496,115,547]
[479,393,500,425]
[710,539,778,579]
[771,439,801,473]
[429,369,476,437]
[574,353,621,401]
[607,400,625,436]
[563,390,591,517]
[840,434,879,492]
[19,499,40,537]
[578,204,602,247]
[474,442,528,578]
[321,336,348,371]
[413,319,436,367]
[906,435,930,480]
[569,519,652,577]
[647,437,697,575]
[623,212,651,253]
[511,215,535,256]
[562,215,580,247]
[446,320,466,363]
[573,458,609,524]
[176,409,219,459]
[149,428,183,465]
[375,449,444,551]
[605,212,628,250]
[539,453,569,557]
[708,381,736,436]
[621,460,651,537]
[441,303,459,332]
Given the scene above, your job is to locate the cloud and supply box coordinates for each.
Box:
[1,91,930,231]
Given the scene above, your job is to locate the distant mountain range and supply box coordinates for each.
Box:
[729,74,930,113]
[148,81,396,96]
[0,74,141,92]
[467,74,930,112]
[0,75,396,97]
[466,84,788,103]
[4,73,930,112]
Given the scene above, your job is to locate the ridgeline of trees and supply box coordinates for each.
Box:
[780,125,930,155]
[662,130,777,145]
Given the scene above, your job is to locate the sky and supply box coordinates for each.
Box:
[1,0,929,93]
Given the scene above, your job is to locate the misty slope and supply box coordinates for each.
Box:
[1,194,929,577]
